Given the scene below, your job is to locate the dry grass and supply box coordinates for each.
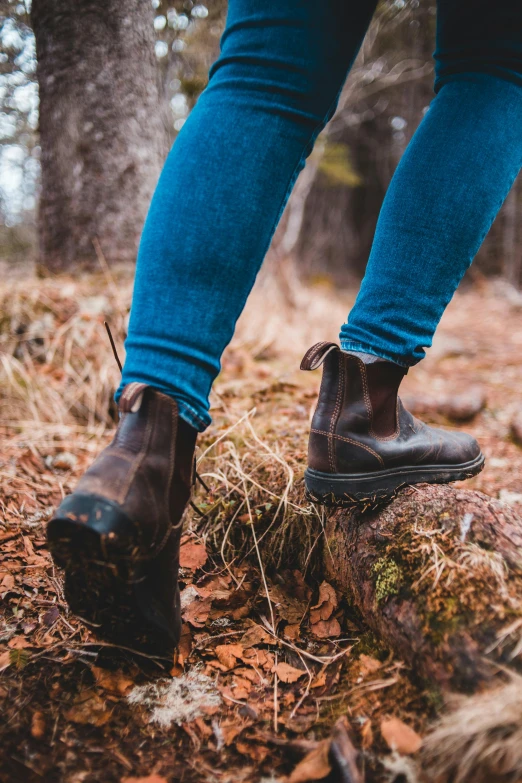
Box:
[0,261,349,573]
[421,677,522,783]
[2,261,522,782]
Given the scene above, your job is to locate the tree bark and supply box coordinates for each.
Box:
[31,0,168,272]
[322,484,522,692]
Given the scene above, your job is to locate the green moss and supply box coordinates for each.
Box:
[355,630,390,660]
[423,682,445,713]
[373,557,402,603]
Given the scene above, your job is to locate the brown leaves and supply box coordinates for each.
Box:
[288,739,331,783]
[381,717,422,755]
[91,666,134,697]
[269,584,308,625]
[215,644,244,670]
[121,776,168,783]
[288,717,363,783]
[240,624,272,648]
[310,581,341,639]
[310,582,337,622]
[0,651,11,672]
[64,689,112,727]
[30,711,46,739]
[181,589,213,628]
[310,617,341,639]
[179,537,208,571]
[273,662,306,684]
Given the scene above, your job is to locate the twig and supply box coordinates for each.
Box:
[193,630,243,650]
[93,236,126,320]
[290,651,314,719]
[104,322,122,373]
[240,465,276,634]
[259,615,352,665]
[274,651,279,734]
[197,409,256,463]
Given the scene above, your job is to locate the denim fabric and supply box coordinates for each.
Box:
[340,4,522,365]
[119,0,522,430]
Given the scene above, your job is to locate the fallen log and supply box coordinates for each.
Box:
[321,483,522,782]
[322,483,522,691]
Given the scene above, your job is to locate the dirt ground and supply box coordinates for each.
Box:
[1,267,521,783]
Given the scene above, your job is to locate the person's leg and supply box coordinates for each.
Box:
[339,0,522,366]
[49,0,380,651]
[303,1,522,506]
[119,0,378,431]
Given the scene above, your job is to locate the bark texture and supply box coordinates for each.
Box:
[322,484,522,692]
[31,0,168,272]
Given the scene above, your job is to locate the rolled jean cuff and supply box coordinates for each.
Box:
[176,400,211,433]
[339,340,413,369]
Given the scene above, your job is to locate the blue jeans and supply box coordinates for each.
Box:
[118,0,522,430]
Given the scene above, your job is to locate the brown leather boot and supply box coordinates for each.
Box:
[301,342,484,507]
[47,383,197,652]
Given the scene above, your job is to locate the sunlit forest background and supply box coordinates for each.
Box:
[1,0,521,285]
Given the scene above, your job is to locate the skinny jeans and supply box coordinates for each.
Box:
[118,0,522,431]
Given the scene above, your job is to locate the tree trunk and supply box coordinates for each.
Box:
[322,484,522,692]
[31,0,168,272]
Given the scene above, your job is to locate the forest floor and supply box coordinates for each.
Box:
[1,264,521,783]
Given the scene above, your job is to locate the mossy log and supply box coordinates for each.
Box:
[322,484,522,691]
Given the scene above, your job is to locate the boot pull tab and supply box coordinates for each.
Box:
[119,382,148,413]
[300,341,338,371]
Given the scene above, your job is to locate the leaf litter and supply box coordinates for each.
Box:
[0,267,521,781]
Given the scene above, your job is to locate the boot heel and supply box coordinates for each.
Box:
[48,494,180,654]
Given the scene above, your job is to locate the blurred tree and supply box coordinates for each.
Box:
[153,0,226,135]
[31,0,168,272]
[284,0,436,284]
[0,0,38,261]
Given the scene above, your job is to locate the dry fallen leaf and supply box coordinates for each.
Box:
[42,605,60,627]
[0,651,11,672]
[311,617,341,639]
[64,689,112,727]
[311,671,327,689]
[215,643,244,670]
[231,674,251,700]
[221,721,244,746]
[361,718,374,750]
[1,574,15,591]
[30,711,45,739]
[269,584,308,624]
[8,635,32,649]
[177,623,192,667]
[182,595,213,628]
[310,581,338,624]
[179,538,208,570]
[273,662,306,683]
[240,624,272,648]
[91,666,134,697]
[121,776,168,783]
[381,716,422,755]
[284,623,301,640]
[288,740,331,783]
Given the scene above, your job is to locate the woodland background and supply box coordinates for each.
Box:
[1,3,522,783]
[0,0,521,284]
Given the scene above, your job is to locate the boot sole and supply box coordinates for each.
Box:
[47,494,181,657]
[305,452,485,509]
